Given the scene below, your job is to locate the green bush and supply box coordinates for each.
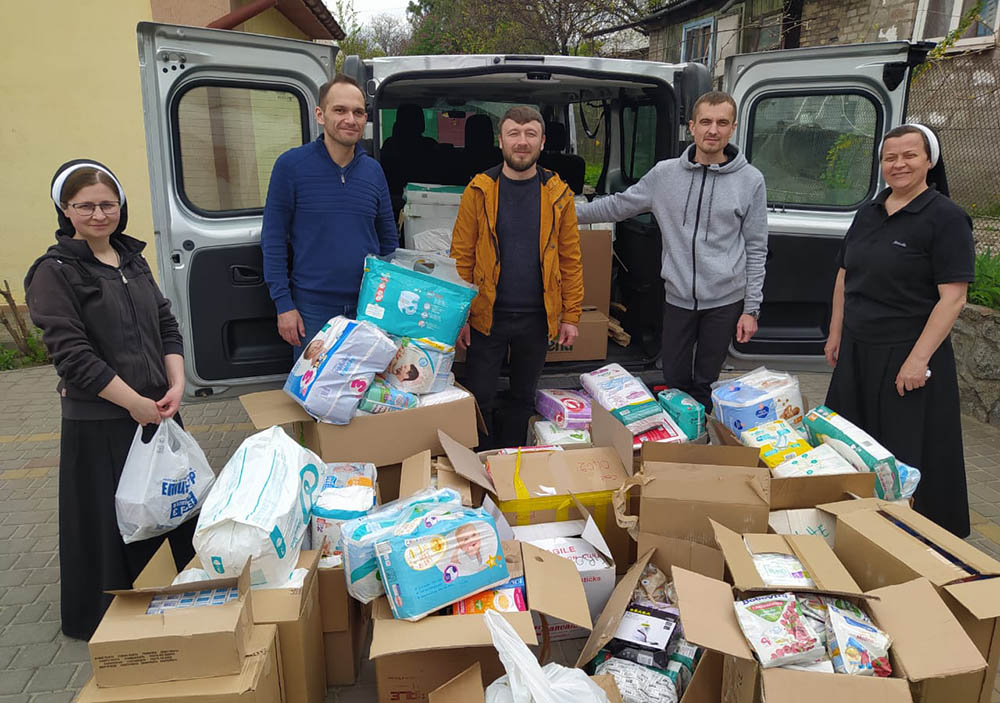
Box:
[969,249,1000,311]
[0,331,49,371]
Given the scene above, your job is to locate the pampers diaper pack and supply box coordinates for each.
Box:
[284,316,398,425]
[581,363,670,435]
[356,251,477,346]
[311,463,377,564]
[385,336,455,395]
[341,488,462,603]
[375,503,509,621]
[535,389,592,430]
[657,388,705,441]
[803,406,902,500]
[358,378,420,414]
[533,421,591,446]
[193,426,320,588]
[740,420,812,468]
[772,443,857,478]
[711,367,805,434]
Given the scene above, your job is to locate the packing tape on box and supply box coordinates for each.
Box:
[498,490,611,530]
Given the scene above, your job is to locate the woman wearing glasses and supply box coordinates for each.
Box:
[25,160,194,640]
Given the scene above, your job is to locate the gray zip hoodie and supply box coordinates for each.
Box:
[577,144,768,314]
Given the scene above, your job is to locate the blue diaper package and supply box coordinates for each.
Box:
[376,503,509,621]
[356,251,477,347]
[341,488,462,604]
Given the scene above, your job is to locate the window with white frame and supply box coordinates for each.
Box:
[914,0,997,45]
[682,17,715,66]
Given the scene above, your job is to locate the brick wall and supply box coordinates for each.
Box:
[799,0,917,47]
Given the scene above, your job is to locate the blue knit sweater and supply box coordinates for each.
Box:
[261,136,398,314]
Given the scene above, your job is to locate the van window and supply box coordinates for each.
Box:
[622,103,658,183]
[747,92,880,208]
[574,102,606,192]
[174,84,308,215]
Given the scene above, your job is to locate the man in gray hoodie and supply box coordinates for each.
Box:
[577,91,767,412]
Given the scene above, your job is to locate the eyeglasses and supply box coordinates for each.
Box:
[68,201,121,216]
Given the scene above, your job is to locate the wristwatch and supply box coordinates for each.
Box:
[747,310,760,320]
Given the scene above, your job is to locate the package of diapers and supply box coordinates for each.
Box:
[534,420,591,446]
[711,367,805,434]
[284,316,398,425]
[803,406,902,500]
[356,251,477,346]
[311,462,377,564]
[632,416,687,450]
[375,503,509,621]
[341,488,462,603]
[740,420,812,468]
[772,443,856,478]
[385,336,455,395]
[657,388,705,441]
[193,426,320,588]
[581,364,670,435]
[535,389,592,430]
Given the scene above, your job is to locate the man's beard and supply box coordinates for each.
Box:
[502,149,539,172]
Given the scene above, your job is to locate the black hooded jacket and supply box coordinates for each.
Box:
[26,164,183,420]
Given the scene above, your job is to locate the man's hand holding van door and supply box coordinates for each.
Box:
[278,309,306,346]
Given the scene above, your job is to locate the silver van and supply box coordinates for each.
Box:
[136,22,928,398]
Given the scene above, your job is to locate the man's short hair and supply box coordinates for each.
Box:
[692,91,737,121]
[499,105,545,134]
[319,73,364,108]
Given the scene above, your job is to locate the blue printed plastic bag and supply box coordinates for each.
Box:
[356,251,476,346]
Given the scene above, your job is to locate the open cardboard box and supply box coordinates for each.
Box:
[239,386,479,468]
[590,400,693,476]
[89,542,253,688]
[575,532,727,702]
[318,563,369,687]
[77,624,282,703]
[440,430,632,573]
[369,539,592,703]
[822,499,1000,703]
[188,550,324,703]
[425,660,626,703]
[397,448,481,507]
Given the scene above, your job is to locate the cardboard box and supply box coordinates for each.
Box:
[768,508,837,548]
[510,516,616,641]
[672,563,986,703]
[825,500,1000,703]
[576,532,727,703]
[77,624,283,703]
[441,430,632,573]
[89,542,253,688]
[397,449,479,507]
[580,229,612,317]
[545,309,609,362]
[318,564,368,686]
[239,388,479,467]
[371,540,592,703]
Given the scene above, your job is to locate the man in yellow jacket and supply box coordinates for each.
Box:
[451,106,584,449]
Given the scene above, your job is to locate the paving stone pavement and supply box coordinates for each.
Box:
[2,364,999,702]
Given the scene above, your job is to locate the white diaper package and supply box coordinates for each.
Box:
[385,336,455,395]
[581,363,670,435]
[534,421,591,446]
[711,367,805,434]
[420,386,471,406]
[193,426,320,588]
[376,503,509,621]
[751,552,815,589]
[772,443,857,478]
[284,316,399,425]
[171,568,211,586]
[340,488,463,603]
[311,462,377,564]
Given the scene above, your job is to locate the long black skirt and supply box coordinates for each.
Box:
[59,415,197,640]
[825,331,970,537]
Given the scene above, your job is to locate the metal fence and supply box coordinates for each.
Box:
[908,48,1000,253]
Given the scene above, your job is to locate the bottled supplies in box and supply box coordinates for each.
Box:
[358,377,420,414]
[193,426,321,588]
[311,462,377,564]
[581,363,671,435]
[356,250,477,347]
[802,406,902,500]
[657,388,705,441]
[740,420,812,468]
[375,502,509,621]
[283,316,398,425]
[535,388,592,430]
[711,367,805,434]
[772,443,856,478]
[385,336,455,395]
[533,420,591,446]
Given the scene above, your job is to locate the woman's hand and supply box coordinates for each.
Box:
[157,384,183,419]
[128,396,162,426]
[824,333,841,368]
[895,354,929,397]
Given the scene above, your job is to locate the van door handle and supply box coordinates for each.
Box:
[231,265,262,285]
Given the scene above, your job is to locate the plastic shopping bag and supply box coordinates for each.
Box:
[484,609,609,703]
[115,418,215,544]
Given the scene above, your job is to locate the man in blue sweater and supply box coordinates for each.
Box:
[262,74,397,354]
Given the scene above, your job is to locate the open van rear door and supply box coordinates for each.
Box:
[725,41,929,359]
[137,22,334,398]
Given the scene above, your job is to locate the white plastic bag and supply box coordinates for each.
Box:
[484,609,609,703]
[115,418,215,544]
